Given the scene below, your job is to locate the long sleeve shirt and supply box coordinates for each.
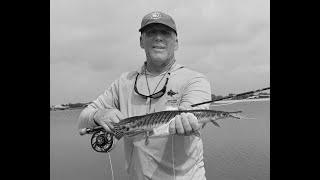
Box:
[78,62,212,180]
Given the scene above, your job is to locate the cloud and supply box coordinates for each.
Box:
[50,0,270,105]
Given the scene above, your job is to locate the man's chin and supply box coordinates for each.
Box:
[149,55,169,63]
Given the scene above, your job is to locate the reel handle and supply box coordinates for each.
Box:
[79,126,104,136]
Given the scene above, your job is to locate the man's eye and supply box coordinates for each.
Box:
[146,30,156,36]
[160,30,170,35]
[146,29,171,37]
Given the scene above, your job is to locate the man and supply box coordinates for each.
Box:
[78,11,211,180]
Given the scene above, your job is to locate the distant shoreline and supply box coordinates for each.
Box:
[51,98,270,111]
[50,107,84,111]
[213,98,270,104]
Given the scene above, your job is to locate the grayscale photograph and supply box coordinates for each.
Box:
[50,0,270,180]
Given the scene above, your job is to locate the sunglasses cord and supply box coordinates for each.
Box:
[145,63,172,113]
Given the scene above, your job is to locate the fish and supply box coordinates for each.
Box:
[79,109,245,145]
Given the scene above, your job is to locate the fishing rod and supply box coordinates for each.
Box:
[191,87,270,107]
[81,87,270,153]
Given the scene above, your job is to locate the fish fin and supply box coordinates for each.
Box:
[211,120,221,127]
[144,131,150,146]
[201,122,207,129]
[126,130,146,137]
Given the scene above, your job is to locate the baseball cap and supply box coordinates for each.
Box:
[139,11,177,35]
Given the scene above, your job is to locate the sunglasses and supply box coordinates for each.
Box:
[134,73,169,99]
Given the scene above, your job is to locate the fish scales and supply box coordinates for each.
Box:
[153,112,161,126]
[164,111,175,123]
[153,112,162,127]
[145,113,153,128]
[145,114,152,128]
[150,112,158,127]
[146,113,154,128]
[157,112,166,126]
[151,113,158,128]
[162,111,173,124]
[151,113,160,128]
[106,110,242,138]
[140,115,147,127]
[145,114,152,127]
[159,111,168,125]
[195,111,206,121]
[158,111,167,125]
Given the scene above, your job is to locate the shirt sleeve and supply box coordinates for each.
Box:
[179,74,212,110]
[78,80,120,130]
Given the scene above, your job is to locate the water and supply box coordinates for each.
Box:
[50,100,269,180]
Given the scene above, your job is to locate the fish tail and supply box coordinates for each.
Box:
[229,111,256,120]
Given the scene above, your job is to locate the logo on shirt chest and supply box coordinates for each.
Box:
[167,89,178,97]
[165,89,180,107]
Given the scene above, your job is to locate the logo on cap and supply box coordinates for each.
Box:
[150,12,161,19]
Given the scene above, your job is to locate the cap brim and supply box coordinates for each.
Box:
[139,23,177,35]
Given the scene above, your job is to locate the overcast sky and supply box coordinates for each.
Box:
[50,0,270,106]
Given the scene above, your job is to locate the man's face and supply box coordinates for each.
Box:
[140,24,178,66]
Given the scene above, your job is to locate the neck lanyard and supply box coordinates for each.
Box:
[144,62,174,113]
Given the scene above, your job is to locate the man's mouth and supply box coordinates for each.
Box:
[152,45,166,50]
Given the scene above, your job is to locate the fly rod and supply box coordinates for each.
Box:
[191,87,270,107]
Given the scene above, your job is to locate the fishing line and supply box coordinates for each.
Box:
[107,152,115,180]
[171,135,176,180]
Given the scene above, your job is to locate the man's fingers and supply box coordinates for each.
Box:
[169,118,176,134]
[175,115,184,135]
[187,113,201,131]
[181,113,192,135]
[114,110,125,121]
[101,122,112,133]
[109,116,120,127]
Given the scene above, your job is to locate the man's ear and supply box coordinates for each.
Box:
[140,36,144,49]
[174,38,179,51]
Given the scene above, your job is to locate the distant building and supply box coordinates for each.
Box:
[52,104,69,111]
[258,93,270,98]
[248,92,270,99]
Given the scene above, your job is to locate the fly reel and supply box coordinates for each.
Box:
[90,131,115,153]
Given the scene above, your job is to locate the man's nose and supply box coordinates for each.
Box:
[154,33,164,41]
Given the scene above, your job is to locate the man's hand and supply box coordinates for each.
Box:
[168,106,201,135]
[93,109,124,133]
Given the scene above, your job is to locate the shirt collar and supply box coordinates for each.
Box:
[138,60,184,76]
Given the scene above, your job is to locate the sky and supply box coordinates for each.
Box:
[50,0,270,106]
